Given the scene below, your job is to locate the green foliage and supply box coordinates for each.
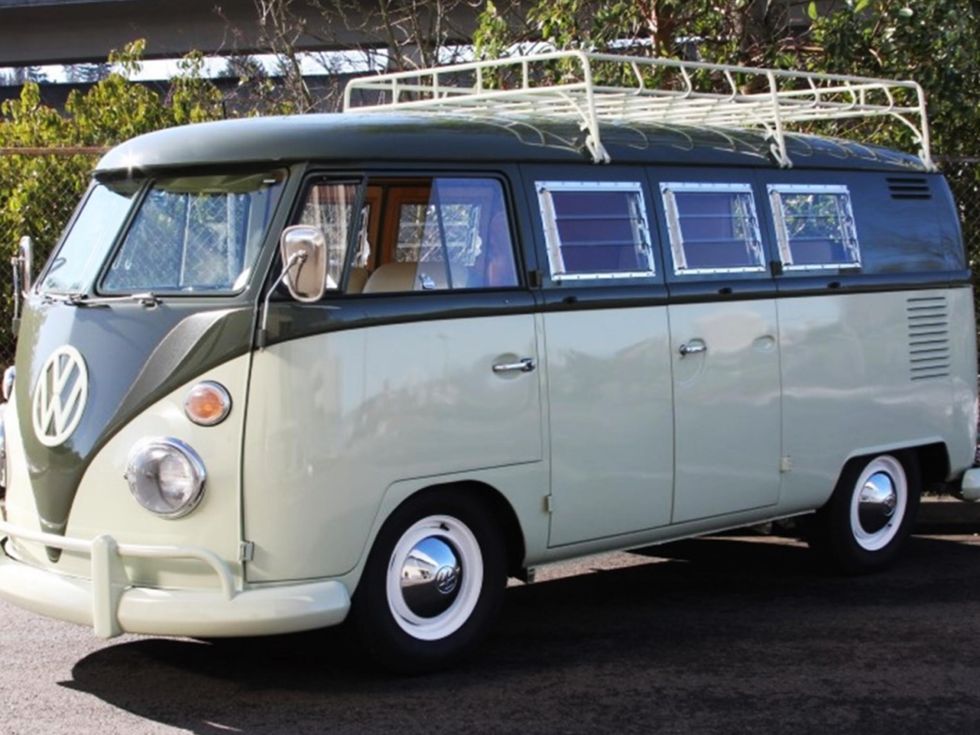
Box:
[0,40,279,349]
[807,0,980,157]
[0,40,229,262]
[475,0,979,153]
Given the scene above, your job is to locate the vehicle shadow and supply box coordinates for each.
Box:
[61,534,980,735]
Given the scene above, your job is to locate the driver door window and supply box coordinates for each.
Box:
[293,176,519,295]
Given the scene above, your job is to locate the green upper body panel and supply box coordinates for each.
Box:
[95,113,927,175]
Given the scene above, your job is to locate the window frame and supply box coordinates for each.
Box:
[767,183,862,272]
[660,181,767,277]
[292,176,366,292]
[536,180,657,282]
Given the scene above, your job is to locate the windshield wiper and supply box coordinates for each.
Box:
[42,292,159,307]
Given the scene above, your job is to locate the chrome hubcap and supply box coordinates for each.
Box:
[849,456,908,552]
[857,471,898,535]
[386,514,484,641]
[399,536,463,618]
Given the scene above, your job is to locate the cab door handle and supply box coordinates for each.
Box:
[493,358,536,374]
[678,340,707,357]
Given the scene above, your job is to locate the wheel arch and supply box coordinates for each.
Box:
[834,440,948,501]
[372,479,527,579]
[914,442,951,491]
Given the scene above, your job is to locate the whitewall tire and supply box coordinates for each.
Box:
[351,491,506,672]
[808,452,921,574]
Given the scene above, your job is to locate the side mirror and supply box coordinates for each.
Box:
[279,225,328,303]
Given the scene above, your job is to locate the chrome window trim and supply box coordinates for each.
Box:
[767,183,862,270]
[660,182,766,276]
[536,180,656,282]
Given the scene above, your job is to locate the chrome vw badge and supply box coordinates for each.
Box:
[32,345,88,447]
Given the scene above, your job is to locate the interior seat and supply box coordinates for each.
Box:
[362,262,419,293]
[346,267,370,294]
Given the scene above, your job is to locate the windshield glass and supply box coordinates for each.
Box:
[39,181,140,294]
[101,170,286,295]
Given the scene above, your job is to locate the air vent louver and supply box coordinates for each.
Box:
[888,177,931,200]
[908,295,949,381]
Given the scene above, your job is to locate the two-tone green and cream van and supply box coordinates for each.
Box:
[0,53,977,671]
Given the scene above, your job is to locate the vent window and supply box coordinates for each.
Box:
[537,181,656,281]
[660,183,765,275]
[768,184,861,271]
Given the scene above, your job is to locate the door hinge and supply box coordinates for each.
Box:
[780,456,793,473]
[238,541,255,562]
[544,495,553,513]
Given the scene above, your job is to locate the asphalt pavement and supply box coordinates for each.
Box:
[2,501,980,734]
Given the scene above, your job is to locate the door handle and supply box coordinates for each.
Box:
[678,340,707,357]
[493,357,536,374]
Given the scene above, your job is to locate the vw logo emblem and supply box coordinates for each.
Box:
[32,345,88,447]
[435,565,459,595]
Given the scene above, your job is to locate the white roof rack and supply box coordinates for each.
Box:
[343,50,933,169]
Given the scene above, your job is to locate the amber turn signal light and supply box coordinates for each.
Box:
[184,381,232,426]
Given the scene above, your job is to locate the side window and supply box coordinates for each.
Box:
[295,180,360,290]
[364,178,519,293]
[536,181,655,281]
[660,183,765,275]
[768,184,861,270]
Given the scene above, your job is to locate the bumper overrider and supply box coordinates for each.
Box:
[0,519,350,638]
[958,467,980,501]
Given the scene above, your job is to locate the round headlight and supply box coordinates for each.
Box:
[125,437,206,518]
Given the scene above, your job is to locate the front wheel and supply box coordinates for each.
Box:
[351,491,506,673]
[808,452,921,574]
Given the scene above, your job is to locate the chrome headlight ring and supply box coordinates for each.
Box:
[124,437,207,519]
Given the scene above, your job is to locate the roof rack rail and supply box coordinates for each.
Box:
[343,50,933,170]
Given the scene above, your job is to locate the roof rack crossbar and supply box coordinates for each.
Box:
[343,51,933,169]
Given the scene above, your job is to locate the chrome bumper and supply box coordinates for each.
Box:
[0,519,350,638]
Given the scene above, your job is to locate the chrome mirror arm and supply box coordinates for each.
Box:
[10,235,33,332]
[256,251,307,350]
[18,236,32,295]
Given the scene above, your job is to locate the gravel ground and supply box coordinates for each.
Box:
[2,531,980,734]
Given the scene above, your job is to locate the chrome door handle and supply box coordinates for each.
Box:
[678,341,707,357]
[493,357,536,374]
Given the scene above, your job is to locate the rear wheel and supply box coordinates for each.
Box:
[351,491,506,673]
[808,452,921,574]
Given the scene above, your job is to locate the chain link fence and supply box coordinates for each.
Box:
[0,147,105,365]
[942,157,980,266]
[0,148,979,371]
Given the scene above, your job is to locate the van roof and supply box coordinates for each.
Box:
[95,112,928,175]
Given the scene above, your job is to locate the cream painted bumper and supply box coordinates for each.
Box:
[959,468,980,502]
[0,520,350,639]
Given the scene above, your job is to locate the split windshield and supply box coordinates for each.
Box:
[39,171,286,296]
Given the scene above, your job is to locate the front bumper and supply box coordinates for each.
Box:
[958,467,980,502]
[0,519,350,638]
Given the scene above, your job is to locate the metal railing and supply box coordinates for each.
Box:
[344,50,933,169]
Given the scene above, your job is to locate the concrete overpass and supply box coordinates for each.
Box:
[0,0,479,67]
[0,0,819,69]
